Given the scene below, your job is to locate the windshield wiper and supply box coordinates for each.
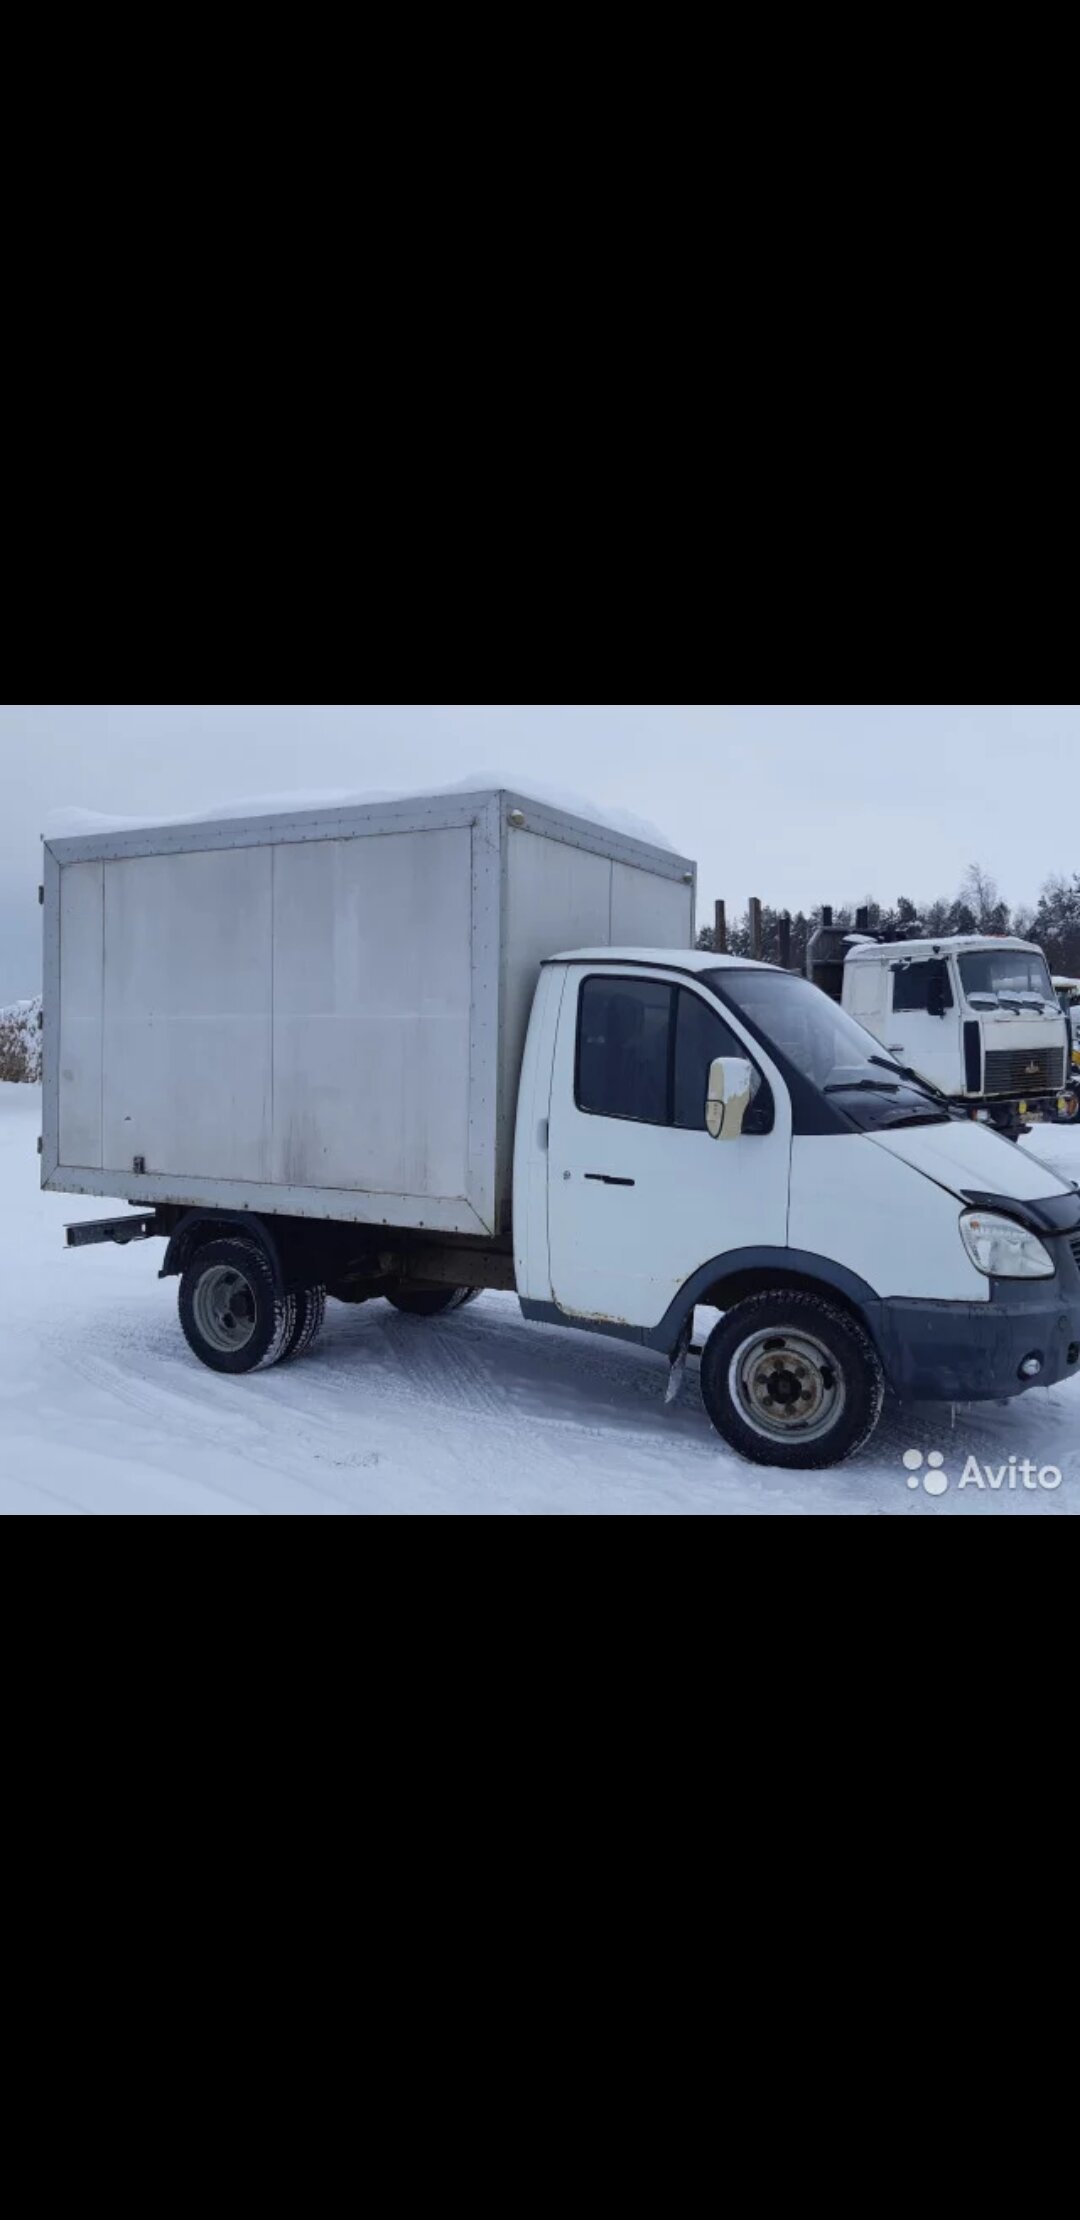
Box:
[878,1108,953,1128]
[868,1055,947,1102]
[825,1078,901,1095]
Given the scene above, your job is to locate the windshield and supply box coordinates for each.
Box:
[707,969,951,1130]
[959,950,1055,1007]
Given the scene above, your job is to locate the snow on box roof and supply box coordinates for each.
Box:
[45,774,678,855]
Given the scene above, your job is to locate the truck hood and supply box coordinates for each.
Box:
[870,1120,1078,1205]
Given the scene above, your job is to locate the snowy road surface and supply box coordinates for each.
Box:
[2,1082,1078,1516]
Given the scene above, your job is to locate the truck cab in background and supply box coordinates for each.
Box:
[809,930,1074,1138]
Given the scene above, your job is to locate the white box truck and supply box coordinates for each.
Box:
[44,789,1080,1470]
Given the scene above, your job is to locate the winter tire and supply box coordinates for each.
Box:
[699,1292,885,1470]
[280,1285,327,1362]
[179,1238,297,1376]
[386,1287,481,1318]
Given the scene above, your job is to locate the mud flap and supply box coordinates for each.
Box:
[665,1315,693,1407]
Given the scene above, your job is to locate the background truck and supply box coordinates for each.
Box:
[43,790,1080,1470]
[807,921,1074,1137]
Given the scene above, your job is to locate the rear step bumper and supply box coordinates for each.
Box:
[66,1213,162,1250]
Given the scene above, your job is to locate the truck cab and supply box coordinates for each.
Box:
[513,950,1080,1466]
[834,936,1071,1136]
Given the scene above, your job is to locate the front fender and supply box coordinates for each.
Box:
[648,1248,884,1357]
[522,1248,884,1359]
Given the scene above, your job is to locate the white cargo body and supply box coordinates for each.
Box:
[42,789,695,1238]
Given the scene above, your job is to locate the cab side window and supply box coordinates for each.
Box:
[892,962,954,1014]
[576,979,772,1133]
[576,980,673,1125]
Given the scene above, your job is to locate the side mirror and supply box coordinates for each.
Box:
[706,1057,754,1141]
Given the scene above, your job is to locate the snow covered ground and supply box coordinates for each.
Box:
[2,1080,1078,1516]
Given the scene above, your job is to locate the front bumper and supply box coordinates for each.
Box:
[951,1095,1068,1136]
[874,1250,1080,1402]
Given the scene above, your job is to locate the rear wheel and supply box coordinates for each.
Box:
[386,1286,481,1318]
[179,1239,296,1376]
[280,1285,327,1362]
[700,1292,885,1470]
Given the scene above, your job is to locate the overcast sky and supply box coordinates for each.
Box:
[0,703,1075,1004]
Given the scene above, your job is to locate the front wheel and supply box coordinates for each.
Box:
[700,1293,885,1470]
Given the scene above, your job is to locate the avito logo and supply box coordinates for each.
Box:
[903,1449,1063,1495]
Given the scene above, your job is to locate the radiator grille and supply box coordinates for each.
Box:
[1071,1236,1080,1275]
[984,1048,1066,1097]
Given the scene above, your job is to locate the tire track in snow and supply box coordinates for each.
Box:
[51,1303,562,1512]
[53,1336,387,1515]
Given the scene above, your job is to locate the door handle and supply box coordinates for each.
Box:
[585,1174,636,1187]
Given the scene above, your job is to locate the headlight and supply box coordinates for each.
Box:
[960,1210,1055,1280]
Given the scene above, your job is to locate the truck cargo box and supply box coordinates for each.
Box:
[42,788,695,1238]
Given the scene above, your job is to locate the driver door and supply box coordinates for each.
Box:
[886,960,958,1092]
[547,968,791,1330]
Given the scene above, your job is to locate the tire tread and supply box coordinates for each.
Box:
[281,1285,327,1362]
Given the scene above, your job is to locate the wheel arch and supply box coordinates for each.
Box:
[162,1211,286,1295]
[651,1248,885,1359]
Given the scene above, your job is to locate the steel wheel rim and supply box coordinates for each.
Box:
[729,1327,846,1445]
[192,1265,258,1355]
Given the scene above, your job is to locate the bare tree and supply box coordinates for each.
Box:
[961,864,1009,935]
